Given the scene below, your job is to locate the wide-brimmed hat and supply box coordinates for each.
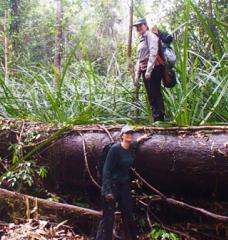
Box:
[120,125,134,135]
[133,18,147,26]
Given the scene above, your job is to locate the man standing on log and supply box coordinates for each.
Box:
[96,125,149,240]
[134,18,165,122]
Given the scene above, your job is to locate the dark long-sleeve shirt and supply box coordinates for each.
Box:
[101,141,138,196]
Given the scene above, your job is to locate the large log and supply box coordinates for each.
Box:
[0,121,228,199]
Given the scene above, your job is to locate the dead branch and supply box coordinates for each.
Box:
[133,169,228,223]
[0,188,101,218]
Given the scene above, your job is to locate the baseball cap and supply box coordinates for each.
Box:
[133,18,147,26]
[120,125,134,135]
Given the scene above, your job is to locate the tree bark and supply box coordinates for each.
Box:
[0,123,228,199]
[54,0,63,82]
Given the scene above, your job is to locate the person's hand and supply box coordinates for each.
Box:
[145,72,151,80]
[134,76,140,88]
[143,133,151,140]
[105,193,114,203]
[137,134,151,143]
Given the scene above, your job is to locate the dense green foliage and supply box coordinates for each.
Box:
[0,0,227,125]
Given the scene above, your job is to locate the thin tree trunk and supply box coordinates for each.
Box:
[208,0,222,53]
[208,0,213,19]
[127,0,140,122]
[54,0,63,83]
[10,0,20,42]
[9,0,20,76]
[127,0,135,82]
[3,10,9,82]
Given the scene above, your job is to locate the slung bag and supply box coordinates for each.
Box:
[163,66,177,88]
[158,29,176,68]
[164,47,176,68]
[152,28,177,88]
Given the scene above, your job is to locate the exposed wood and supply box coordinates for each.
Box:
[0,188,102,218]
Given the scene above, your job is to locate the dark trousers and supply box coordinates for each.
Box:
[96,182,136,240]
[142,65,165,121]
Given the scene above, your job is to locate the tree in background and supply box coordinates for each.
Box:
[3,10,9,81]
[9,0,20,49]
[0,1,10,81]
[54,0,63,82]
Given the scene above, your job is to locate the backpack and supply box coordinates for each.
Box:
[97,142,116,184]
[163,68,177,88]
[152,28,177,88]
[156,29,176,68]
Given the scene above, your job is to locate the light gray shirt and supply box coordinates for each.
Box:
[136,30,159,77]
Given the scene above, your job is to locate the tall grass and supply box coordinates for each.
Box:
[0,60,145,124]
[0,1,227,126]
[164,0,228,125]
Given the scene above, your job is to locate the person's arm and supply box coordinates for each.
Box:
[145,31,159,79]
[102,146,117,200]
[136,134,151,143]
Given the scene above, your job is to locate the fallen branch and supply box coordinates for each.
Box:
[79,131,101,189]
[133,169,228,223]
[0,188,102,218]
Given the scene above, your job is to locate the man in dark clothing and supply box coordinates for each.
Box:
[134,18,165,122]
[96,126,149,240]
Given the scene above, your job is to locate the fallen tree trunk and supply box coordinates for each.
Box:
[0,121,228,199]
[0,188,101,218]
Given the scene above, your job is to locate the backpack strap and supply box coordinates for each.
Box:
[156,48,165,65]
[144,32,162,68]
[151,29,165,66]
